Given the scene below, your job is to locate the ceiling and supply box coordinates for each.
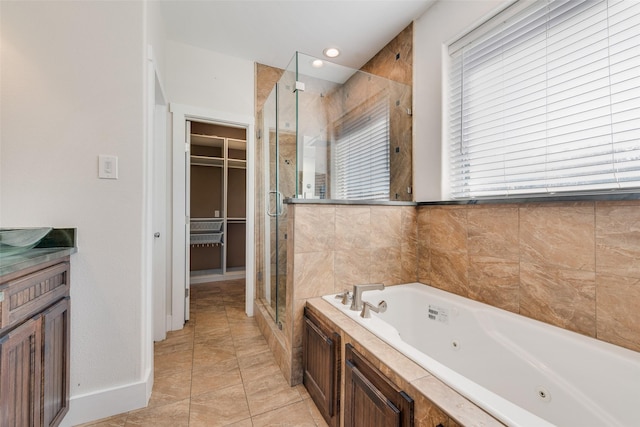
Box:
[159,1,436,70]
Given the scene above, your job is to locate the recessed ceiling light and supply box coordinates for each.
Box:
[312,59,324,68]
[323,47,340,58]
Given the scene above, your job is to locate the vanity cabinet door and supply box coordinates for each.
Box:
[302,309,340,427]
[344,343,413,427]
[0,315,42,427]
[42,297,70,427]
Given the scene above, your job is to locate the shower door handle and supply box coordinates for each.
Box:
[267,191,283,217]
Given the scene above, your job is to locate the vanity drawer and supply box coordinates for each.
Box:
[0,261,69,333]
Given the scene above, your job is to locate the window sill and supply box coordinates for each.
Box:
[418,192,640,206]
[284,198,416,206]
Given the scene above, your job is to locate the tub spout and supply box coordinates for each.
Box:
[350,283,385,311]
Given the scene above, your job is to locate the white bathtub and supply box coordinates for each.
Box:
[323,283,640,427]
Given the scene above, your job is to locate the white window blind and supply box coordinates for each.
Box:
[334,99,390,200]
[448,0,640,199]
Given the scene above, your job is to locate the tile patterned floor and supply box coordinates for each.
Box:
[78,279,327,427]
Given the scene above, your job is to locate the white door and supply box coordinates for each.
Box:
[152,99,168,341]
[148,51,169,342]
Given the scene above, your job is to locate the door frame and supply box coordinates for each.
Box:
[147,47,169,343]
[170,103,255,331]
[145,45,169,404]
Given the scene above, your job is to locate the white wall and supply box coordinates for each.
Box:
[146,0,168,85]
[1,1,154,424]
[166,40,254,116]
[413,0,508,201]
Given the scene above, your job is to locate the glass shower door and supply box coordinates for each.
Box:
[266,83,285,325]
[263,54,298,326]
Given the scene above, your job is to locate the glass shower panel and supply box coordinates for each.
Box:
[261,54,298,326]
[261,86,278,320]
[294,52,411,201]
[258,51,412,328]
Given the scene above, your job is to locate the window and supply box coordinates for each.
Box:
[333,97,390,200]
[448,0,640,199]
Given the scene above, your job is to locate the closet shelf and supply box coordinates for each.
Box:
[190,220,223,232]
[191,134,224,147]
[191,155,223,167]
[228,159,247,169]
[190,232,223,245]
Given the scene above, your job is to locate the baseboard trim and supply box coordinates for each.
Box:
[190,271,245,284]
[59,372,152,427]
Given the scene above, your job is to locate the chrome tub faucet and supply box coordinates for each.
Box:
[360,300,387,318]
[350,283,384,311]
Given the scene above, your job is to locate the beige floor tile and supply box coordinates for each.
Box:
[75,414,128,426]
[230,322,266,341]
[193,334,234,350]
[234,335,271,358]
[304,398,329,427]
[194,324,232,343]
[153,349,193,375]
[125,399,190,427]
[191,358,243,397]
[225,419,254,427]
[192,342,237,369]
[77,279,330,427]
[189,383,251,427]
[153,333,194,356]
[251,400,317,427]
[238,350,281,382]
[147,370,192,408]
[244,372,302,416]
[195,310,229,325]
[296,384,311,400]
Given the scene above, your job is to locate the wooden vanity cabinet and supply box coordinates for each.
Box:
[0,258,71,427]
[0,314,42,426]
[344,343,414,427]
[302,308,340,427]
[41,297,70,426]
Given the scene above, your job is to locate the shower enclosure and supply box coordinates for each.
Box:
[257,52,412,325]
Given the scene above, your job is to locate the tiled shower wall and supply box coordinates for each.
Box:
[286,203,418,383]
[417,201,640,354]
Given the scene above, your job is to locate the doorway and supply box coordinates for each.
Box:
[170,104,255,331]
[188,120,247,284]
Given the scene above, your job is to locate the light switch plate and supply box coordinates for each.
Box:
[99,155,118,179]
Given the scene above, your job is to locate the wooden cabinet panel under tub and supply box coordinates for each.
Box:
[344,343,414,427]
[302,308,340,427]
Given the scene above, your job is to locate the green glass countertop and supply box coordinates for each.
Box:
[0,228,77,277]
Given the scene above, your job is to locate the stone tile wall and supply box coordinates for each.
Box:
[417,201,640,354]
[286,203,417,384]
[274,199,640,386]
